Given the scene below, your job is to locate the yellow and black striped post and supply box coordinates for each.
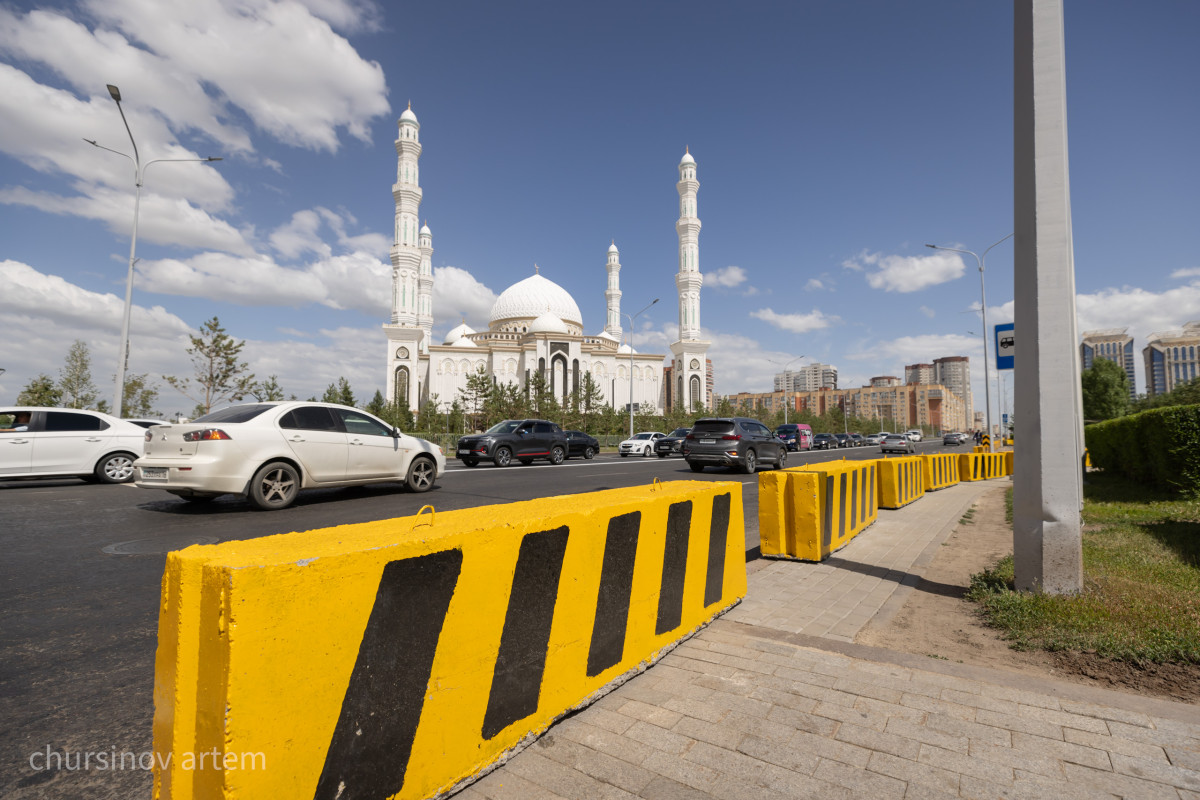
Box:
[758,461,877,562]
[877,456,925,509]
[153,482,745,800]
[920,453,961,492]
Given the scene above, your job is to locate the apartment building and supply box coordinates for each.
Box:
[1080,328,1136,400]
[932,356,972,425]
[773,362,838,392]
[904,363,935,385]
[724,383,967,433]
[1143,322,1200,396]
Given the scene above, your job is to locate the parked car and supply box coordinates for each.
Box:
[834,433,852,448]
[0,407,147,483]
[812,433,838,450]
[942,431,968,446]
[456,419,568,467]
[774,423,813,451]
[133,402,446,509]
[685,417,787,474]
[881,433,915,454]
[655,428,691,457]
[563,430,600,460]
[865,433,886,445]
[906,429,923,442]
[619,431,666,457]
[848,433,866,447]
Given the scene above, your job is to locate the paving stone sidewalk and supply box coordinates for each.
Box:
[459,478,1200,800]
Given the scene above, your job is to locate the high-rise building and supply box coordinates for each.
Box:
[904,363,934,385]
[724,384,966,433]
[774,362,837,392]
[1080,328,1136,400]
[1143,322,1200,396]
[870,376,901,387]
[933,356,972,425]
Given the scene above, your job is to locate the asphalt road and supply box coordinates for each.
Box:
[0,439,952,798]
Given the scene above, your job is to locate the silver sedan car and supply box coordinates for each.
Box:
[134,402,445,510]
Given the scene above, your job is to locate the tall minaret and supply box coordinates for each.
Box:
[669,148,711,409]
[384,103,426,411]
[418,221,434,352]
[604,241,622,339]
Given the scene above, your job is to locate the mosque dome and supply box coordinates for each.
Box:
[420,222,431,236]
[608,242,619,254]
[618,343,636,354]
[680,149,694,165]
[443,321,476,344]
[489,273,582,329]
[597,330,619,342]
[449,337,478,348]
[530,312,569,334]
[399,105,419,125]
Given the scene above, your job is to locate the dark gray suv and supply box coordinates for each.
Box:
[455,419,568,467]
[684,417,787,474]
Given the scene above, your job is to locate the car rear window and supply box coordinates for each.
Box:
[194,404,273,423]
[692,420,735,435]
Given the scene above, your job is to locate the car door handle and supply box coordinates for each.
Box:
[289,435,306,442]
[85,437,103,442]
[349,439,363,446]
[8,439,29,444]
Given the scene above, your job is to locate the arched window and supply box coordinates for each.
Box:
[690,375,702,408]
[394,366,409,407]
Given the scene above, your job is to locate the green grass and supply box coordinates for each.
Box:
[966,472,1200,664]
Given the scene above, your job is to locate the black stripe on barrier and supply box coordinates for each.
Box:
[655,501,692,635]
[587,512,641,677]
[850,469,858,529]
[482,526,570,740]
[821,475,834,560]
[314,549,464,800]
[703,493,731,606]
[838,473,848,542]
[860,466,869,523]
[869,465,876,516]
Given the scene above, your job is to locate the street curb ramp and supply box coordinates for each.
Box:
[758,460,877,562]
[920,453,961,492]
[959,452,1009,482]
[876,455,925,509]
[152,481,746,800]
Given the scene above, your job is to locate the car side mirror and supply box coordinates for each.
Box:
[392,428,402,438]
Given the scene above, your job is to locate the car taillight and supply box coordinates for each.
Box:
[183,429,231,442]
[685,433,695,439]
[144,430,154,441]
[721,434,741,440]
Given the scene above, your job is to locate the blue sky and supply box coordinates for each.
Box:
[1,0,1198,420]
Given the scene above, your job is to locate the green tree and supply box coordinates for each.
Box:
[58,339,98,409]
[365,389,386,417]
[459,367,494,430]
[415,394,443,432]
[165,317,255,415]
[374,400,415,431]
[1081,358,1130,420]
[251,375,285,402]
[17,374,62,407]
[120,373,160,418]
[321,377,355,407]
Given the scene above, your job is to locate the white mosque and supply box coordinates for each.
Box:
[383,105,711,415]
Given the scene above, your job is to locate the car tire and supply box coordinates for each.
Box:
[688,462,705,473]
[777,449,787,469]
[741,449,757,474]
[95,452,137,484]
[643,446,651,457]
[495,447,513,467]
[583,446,596,460]
[462,458,478,467]
[249,461,300,510]
[406,456,436,492]
[550,446,565,465]
[620,452,628,458]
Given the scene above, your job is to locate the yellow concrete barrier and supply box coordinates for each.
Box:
[921,453,961,492]
[972,445,988,454]
[877,455,925,509]
[153,482,745,800]
[758,460,877,562]
[1004,451,1014,475]
[959,452,1008,481]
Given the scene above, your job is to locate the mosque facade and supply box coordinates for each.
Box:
[383,106,710,415]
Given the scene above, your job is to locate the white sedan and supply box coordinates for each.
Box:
[134,401,445,510]
[618,431,666,457]
[0,406,147,483]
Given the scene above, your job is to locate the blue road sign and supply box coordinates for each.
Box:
[995,323,1014,370]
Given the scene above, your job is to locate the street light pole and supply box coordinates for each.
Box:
[623,298,659,438]
[767,354,806,425]
[87,84,222,417]
[926,233,1013,452]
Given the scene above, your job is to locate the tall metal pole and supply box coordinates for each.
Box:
[927,233,1012,452]
[623,298,659,438]
[88,84,221,417]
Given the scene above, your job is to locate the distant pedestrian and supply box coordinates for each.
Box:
[974,430,982,445]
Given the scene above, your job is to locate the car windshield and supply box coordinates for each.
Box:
[670,429,690,437]
[485,420,522,435]
[193,404,274,423]
[632,433,655,440]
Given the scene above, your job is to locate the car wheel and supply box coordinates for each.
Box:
[689,462,705,473]
[249,461,300,510]
[462,458,478,467]
[95,452,137,484]
[495,447,513,467]
[778,449,787,469]
[406,456,436,492]
[583,446,596,460]
[741,449,757,474]
[550,446,565,465]
[643,446,651,457]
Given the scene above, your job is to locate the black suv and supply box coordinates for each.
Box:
[455,419,568,467]
[684,417,786,474]
[655,428,691,457]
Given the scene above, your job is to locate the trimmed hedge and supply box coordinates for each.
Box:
[1085,404,1200,495]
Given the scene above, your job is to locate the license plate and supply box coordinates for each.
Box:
[457,448,469,453]
[700,439,715,444]
[141,467,167,481]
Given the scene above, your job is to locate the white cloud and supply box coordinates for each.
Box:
[750,308,837,334]
[432,267,500,333]
[919,305,935,318]
[844,249,966,293]
[805,278,825,291]
[1170,267,1200,280]
[269,207,390,260]
[706,265,747,288]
